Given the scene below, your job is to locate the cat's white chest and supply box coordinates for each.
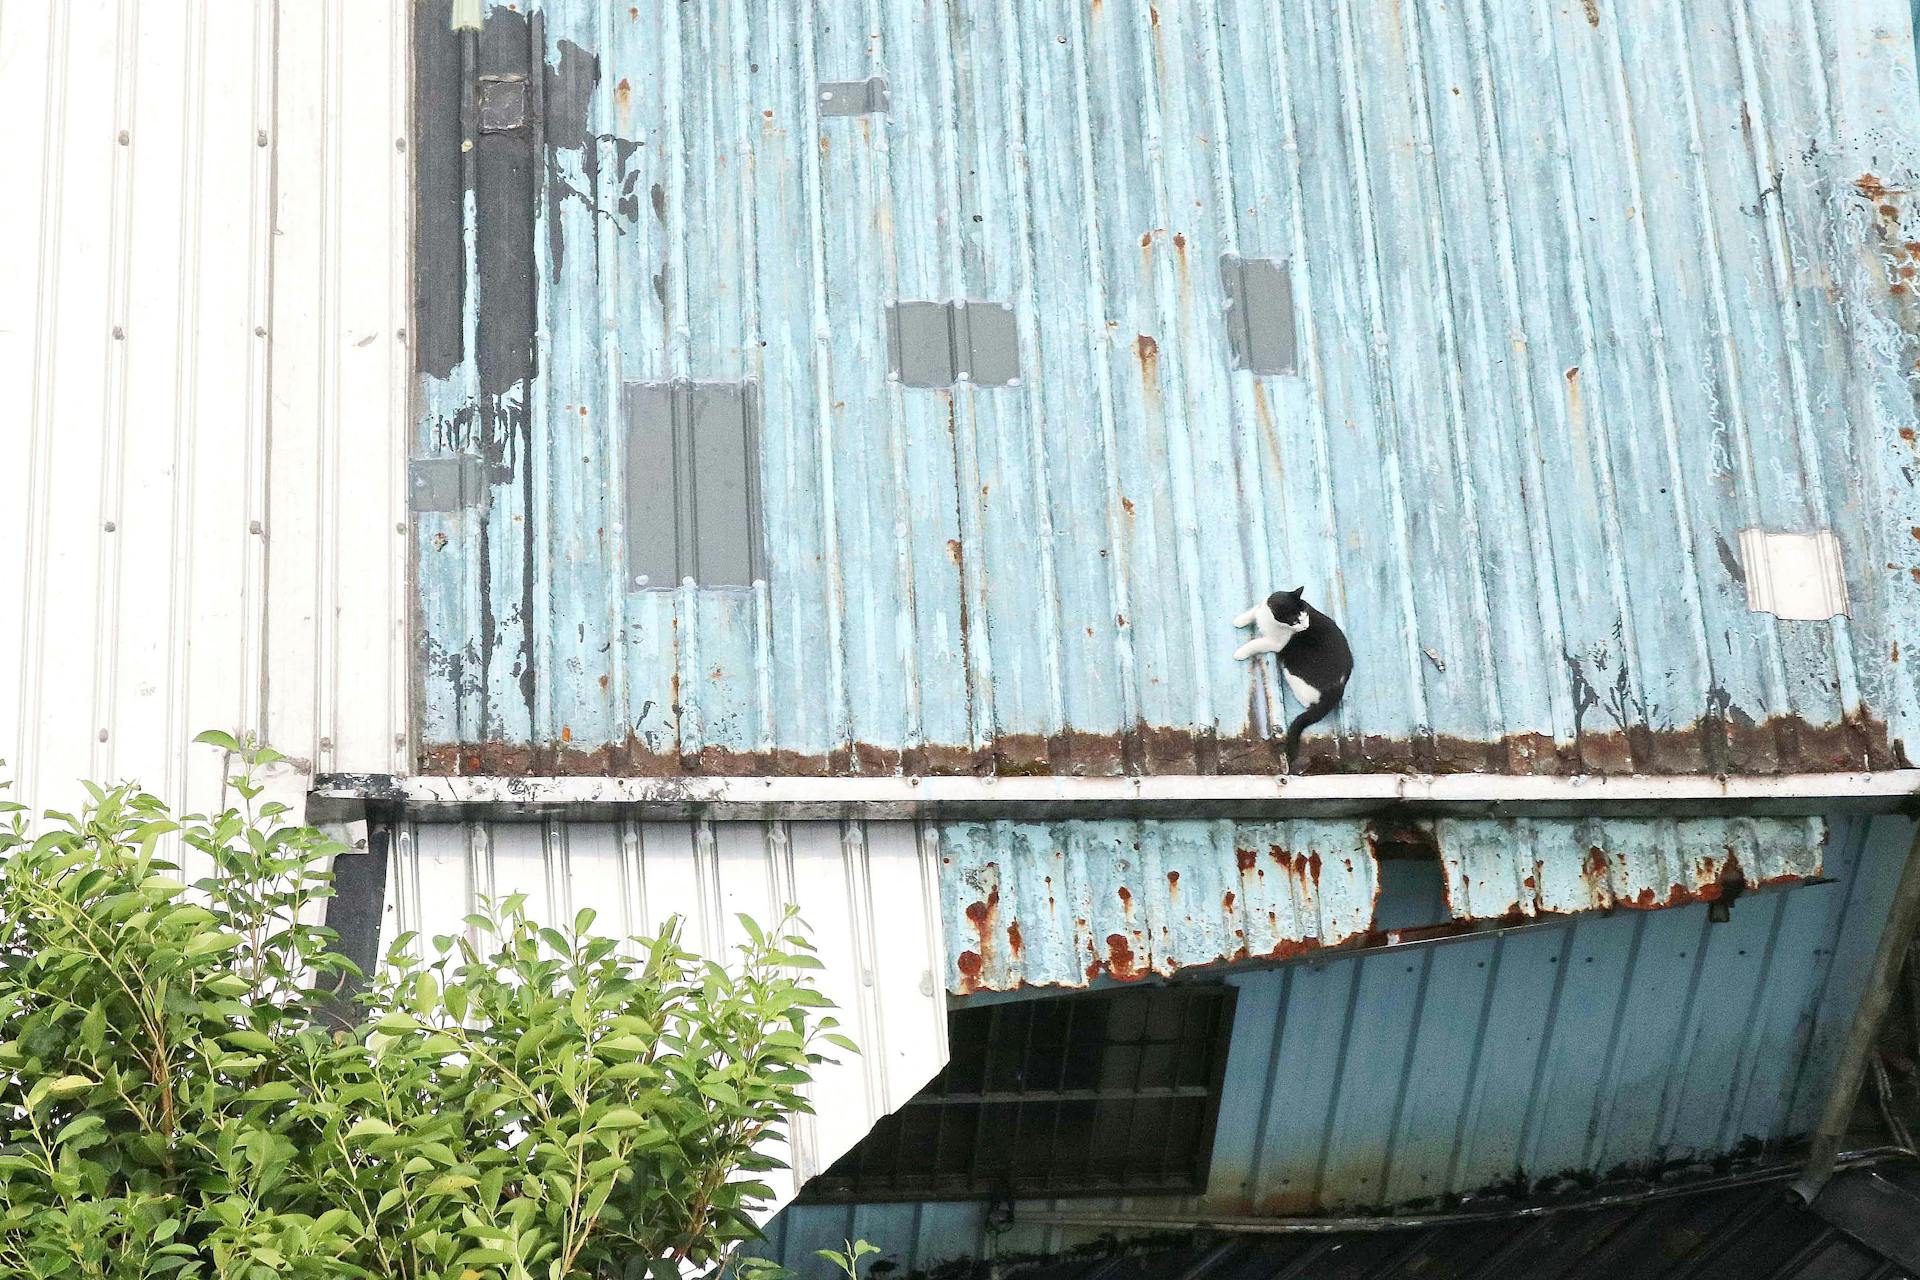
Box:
[1254,605,1295,648]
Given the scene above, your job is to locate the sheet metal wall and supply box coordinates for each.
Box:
[381,817,951,1218]
[0,2,411,817]
[413,0,1920,778]
[757,813,1914,1261]
[941,815,1828,992]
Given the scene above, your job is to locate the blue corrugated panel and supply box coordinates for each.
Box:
[939,816,1825,991]
[410,0,1920,776]
[760,814,1913,1261]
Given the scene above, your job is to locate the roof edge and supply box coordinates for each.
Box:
[306,770,1920,824]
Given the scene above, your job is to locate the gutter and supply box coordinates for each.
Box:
[306,769,1920,824]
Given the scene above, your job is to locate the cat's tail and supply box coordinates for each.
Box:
[1283,678,1347,771]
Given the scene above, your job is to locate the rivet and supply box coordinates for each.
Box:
[103,521,117,532]
[97,729,109,743]
[256,130,269,147]
[254,325,267,337]
[461,139,474,152]
[112,325,125,339]
[117,130,129,145]
[395,137,408,151]
[249,520,264,535]
[396,523,407,534]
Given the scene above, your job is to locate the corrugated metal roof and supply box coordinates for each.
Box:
[764,814,1912,1235]
[0,1,410,817]
[941,816,1826,992]
[412,0,1920,778]
[759,1163,1920,1280]
[379,816,951,1218]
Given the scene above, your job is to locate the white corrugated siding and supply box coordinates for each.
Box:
[382,818,952,1220]
[0,1,409,818]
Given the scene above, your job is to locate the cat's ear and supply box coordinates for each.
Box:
[1288,586,1305,600]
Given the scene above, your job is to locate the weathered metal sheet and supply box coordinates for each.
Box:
[1438,816,1827,918]
[411,0,1920,779]
[380,817,949,1221]
[763,814,1913,1245]
[0,0,411,817]
[940,819,1380,993]
[939,816,1827,993]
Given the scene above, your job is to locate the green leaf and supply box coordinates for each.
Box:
[185,930,245,958]
[346,1118,397,1140]
[240,1082,300,1103]
[194,729,243,751]
[55,1114,104,1145]
[46,1074,95,1098]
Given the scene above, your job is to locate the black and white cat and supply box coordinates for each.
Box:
[1233,587,1353,771]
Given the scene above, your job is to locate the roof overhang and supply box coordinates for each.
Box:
[307,769,1920,824]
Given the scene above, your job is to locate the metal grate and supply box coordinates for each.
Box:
[804,984,1237,1202]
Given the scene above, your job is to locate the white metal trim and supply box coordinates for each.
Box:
[308,770,1920,823]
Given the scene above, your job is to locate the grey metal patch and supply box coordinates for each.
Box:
[409,454,490,513]
[1220,255,1297,376]
[623,380,764,589]
[477,75,528,132]
[886,300,1021,388]
[818,77,891,116]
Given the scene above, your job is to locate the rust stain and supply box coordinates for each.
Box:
[424,709,1905,779]
[1136,334,1159,383]
[956,950,984,990]
[946,538,963,564]
[1117,885,1133,912]
[615,77,631,117]
[560,725,572,743]
[1235,847,1258,873]
[1166,870,1180,899]
[1582,846,1612,902]
[1106,932,1138,979]
[1007,920,1023,957]
[1222,891,1237,912]
[1580,0,1600,25]
[1121,495,1136,517]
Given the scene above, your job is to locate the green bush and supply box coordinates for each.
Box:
[0,737,850,1279]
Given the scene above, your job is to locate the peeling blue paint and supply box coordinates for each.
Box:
[414,0,1920,773]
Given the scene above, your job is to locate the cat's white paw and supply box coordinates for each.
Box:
[1233,640,1266,661]
[1233,607,1258,628]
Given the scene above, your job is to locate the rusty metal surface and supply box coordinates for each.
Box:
[938,816,1827,994]
[1437,817,1828,919]
[410,0,1920,779]
[775,815,1915,1233]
